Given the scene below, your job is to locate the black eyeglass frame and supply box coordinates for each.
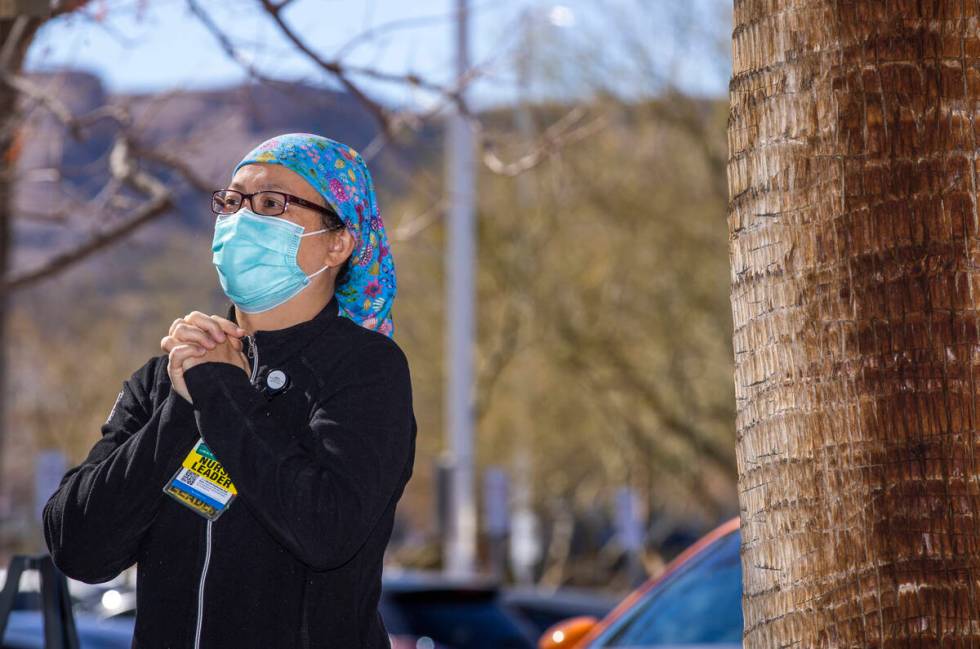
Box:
[211,188,343,224]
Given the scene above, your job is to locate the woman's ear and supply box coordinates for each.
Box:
[323,228,356,267]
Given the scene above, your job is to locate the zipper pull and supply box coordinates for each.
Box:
[244,334,260,383]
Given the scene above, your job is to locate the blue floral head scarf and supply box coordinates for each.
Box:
[232,133,396,338]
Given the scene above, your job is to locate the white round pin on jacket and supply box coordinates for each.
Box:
[265,369,289,393]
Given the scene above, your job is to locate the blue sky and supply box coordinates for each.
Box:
[24,0,731,109]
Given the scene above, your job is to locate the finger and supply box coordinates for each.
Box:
[172,323,218,349]
[227,336,243,352]
[169,342,206,364]
[161,334,181,354]
[169,343,206,372]
[169,317,183,337]
[208,314,247,338]
[162,332,211,353]
[184,311,227,342]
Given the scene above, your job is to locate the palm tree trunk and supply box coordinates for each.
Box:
[730,1,980,646]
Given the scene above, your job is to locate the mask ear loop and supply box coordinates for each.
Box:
[300,228,329,237]
[307,263,331,279]
[300,228,331,279]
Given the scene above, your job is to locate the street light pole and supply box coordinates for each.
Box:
[443,0,477,577]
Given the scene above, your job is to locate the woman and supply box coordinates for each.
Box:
[42,133,417,649]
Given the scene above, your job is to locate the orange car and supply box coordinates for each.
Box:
[539,517,742,649]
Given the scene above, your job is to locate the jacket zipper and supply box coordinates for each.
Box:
[192,333,259,649]
[246,334,259,382]
[193,520,212,649]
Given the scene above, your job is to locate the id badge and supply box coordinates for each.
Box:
[163,438,238,521]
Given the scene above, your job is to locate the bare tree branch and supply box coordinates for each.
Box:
[257,0,393,137]
[185,0,286,88]
[473,299,525,423]
[187,0,603,181]
[3,0,608,293]
[389,196,446,242]
[0,64,240,290]
[14,206,72,224]
[480,107,608,176]
[6,135,173,291]
[49,0,93,19]
[333,0,500,59]
[130,143,217,194]
[1,70,131,139]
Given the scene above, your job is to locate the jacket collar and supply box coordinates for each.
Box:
[225,293,340,362]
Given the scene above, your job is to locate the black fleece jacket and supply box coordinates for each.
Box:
[42,294,417,649]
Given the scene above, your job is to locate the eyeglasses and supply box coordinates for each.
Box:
[211,188,342,223]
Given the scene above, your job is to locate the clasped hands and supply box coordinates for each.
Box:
[161,311,251,404]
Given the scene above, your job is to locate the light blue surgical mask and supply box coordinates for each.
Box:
[212,208,330,313]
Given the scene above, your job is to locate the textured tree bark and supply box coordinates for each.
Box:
[729,1,980,647]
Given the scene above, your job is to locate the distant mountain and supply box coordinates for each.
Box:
[10,69,441,278]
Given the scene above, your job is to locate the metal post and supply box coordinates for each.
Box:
[509,9,538,586]
[0,555,79,649]
[443,0,477,577]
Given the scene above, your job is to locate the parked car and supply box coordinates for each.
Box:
[502,586,619,637]
[380,569,538,648]
[539,517,742,649]
[388,636,453,649]
[5,602,440,649]
[87,568,537,649]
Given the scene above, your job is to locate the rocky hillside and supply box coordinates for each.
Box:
[9,69,440,283]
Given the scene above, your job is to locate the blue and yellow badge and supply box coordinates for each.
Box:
[163,438,237,520]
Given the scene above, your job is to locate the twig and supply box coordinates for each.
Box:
[6,135,173,291]
[480,108,608,176]
[0,71,131,139]
[257,0,392,137]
